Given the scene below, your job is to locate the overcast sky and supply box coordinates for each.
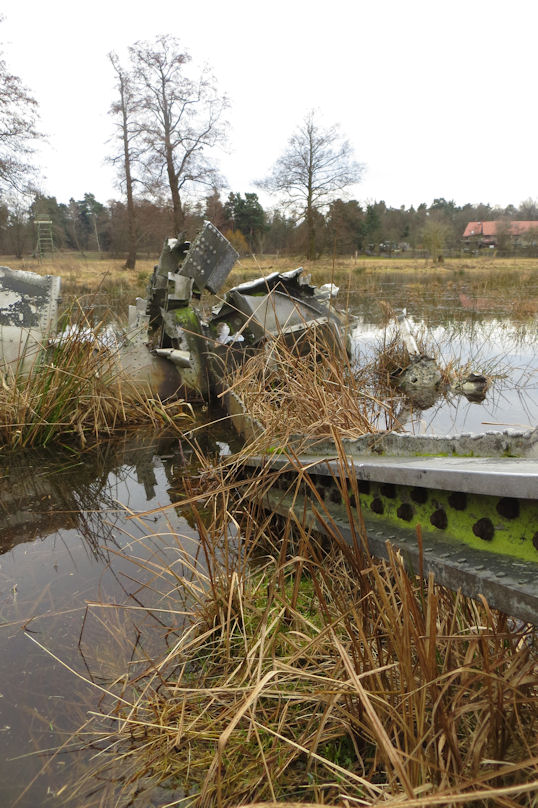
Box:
[1,0,536,211]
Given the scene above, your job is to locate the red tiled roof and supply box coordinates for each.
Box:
[463,221,538,238]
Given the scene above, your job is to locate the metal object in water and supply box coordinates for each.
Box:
[240,451,538,624]
[0,266,61,369]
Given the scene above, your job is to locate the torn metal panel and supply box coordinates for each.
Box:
[0,267,60,331]
[228,267,314,298]
[224,290,342,342]
[180,220,239,294]
[0,266,61,368]
[139,227,349,398]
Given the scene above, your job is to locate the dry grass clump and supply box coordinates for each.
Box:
[71,458,538,807]
[369,333,412,388]
[223,327,400,443]
[0,316,192,449]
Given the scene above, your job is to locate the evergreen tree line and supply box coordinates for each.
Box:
[1,191,537,260]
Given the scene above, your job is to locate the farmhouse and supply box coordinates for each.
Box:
[463,220,538,248]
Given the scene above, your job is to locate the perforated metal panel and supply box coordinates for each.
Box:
[180,221,239,293]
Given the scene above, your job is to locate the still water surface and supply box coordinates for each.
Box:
[0,270,536,805]
[0,427,235,806]
[346,271,537,434]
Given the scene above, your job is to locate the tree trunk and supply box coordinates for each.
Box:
[120,75,137,269]
[306,204,315,261]
[162,98,183,234]
[306,131,315,260]
[167,155,183,234]
[124,142,136,268]
[124,148,137,268]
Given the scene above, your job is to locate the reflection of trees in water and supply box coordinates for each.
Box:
[348,270,538,329]
[0,412,240,562]
[0,431,190,560]
[351,306,536,434]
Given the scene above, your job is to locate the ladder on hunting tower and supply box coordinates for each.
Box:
[34,217,54,258]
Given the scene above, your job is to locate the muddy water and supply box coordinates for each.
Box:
[346,270,537,435]
[0,422,236,807]
[0,269,536,805]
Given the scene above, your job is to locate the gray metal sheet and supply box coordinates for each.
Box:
[0,267,61,367]
[180,221,239,293]
[229,290,336,340]
[245,454,538,499]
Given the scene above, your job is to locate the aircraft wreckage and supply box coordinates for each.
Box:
[0,221,537,622]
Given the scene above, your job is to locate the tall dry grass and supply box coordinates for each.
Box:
[222,328,403,445]
[65,450,537,807]
[0,310,192,449]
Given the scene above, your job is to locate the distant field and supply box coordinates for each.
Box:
[3,251,538,294]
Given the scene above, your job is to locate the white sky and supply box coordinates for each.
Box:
[1,0,536,211]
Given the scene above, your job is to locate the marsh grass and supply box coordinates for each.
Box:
[221,328,402,444]
[7,252,538,323]
[0,306,192,449]
[66,450,537,807]
[220,320,491,445]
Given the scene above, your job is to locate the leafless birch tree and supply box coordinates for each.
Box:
[109,52,139,268]
[259,111,363,259]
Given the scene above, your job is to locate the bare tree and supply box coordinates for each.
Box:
[517,197,538,220]
[129,35,227,234]
[259,111,363,259]
[421,217,451,263]
[0,39,41,193]
[109,52,139,268]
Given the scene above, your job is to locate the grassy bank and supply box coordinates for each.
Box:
[1,251,535,330]
[0,314,192,449]
[69,450,537,808]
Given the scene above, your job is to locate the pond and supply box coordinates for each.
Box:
[0,266,536,805]
[0,420,238,807]
[346,269,537,435]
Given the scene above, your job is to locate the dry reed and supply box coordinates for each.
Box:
[67,451,537,807]
[222,327,401,443]
[0,310,192,449]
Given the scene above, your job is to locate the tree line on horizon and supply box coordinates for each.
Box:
[1,31,537,264]
[2,191,538,262]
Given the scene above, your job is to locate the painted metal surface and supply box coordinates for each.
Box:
[241,454,538,622]
[180,220,239,294]
[0,266,61,368]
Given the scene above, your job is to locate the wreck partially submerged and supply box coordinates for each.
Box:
[127,221,347,401]
[0,221,536,622]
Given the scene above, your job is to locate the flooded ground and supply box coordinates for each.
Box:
[346,269,537,435]
[0,267,536,805]
[0,423,238,807]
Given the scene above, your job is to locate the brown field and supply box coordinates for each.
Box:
[4,251,538,293]
[3,250,537,327]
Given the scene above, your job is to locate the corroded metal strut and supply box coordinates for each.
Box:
[241,454,538,623]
